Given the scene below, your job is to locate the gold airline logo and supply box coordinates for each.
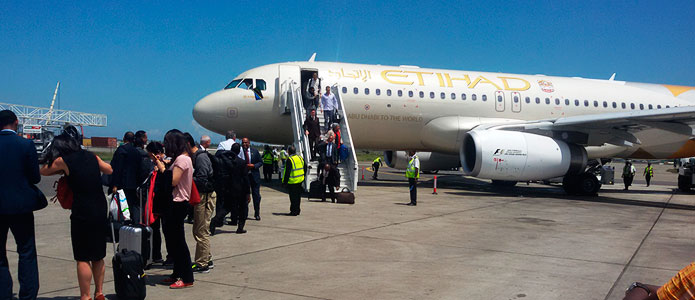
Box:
[379,70,531,91]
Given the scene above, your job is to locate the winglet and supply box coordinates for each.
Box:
[609,73,616,81]
[308,53,316,62]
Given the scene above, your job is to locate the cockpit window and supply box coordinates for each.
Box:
[225,79,242,89]
[256,79,266,91]
[237,79,254,90]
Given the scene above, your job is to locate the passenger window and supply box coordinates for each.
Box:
[256,79,267,90]
[584,100,589,107]
[648,104,653,109]
[408,91,414,97]
[564,99,569,105]
[497,95,503,102]
[555,98,560,105]
[535,97,540,104]
[621,102,626,109]
[657,105,662,109]
[545,98,550,105]
[593,101,598,107]
[513,96,519,103]
[603,101,608,108]
[398,90,403,97]
[376,89,381,96]
[353,87,359,94]
[365,88,370,95]
[612,102,617,108]
[451,93,456,100]
[441,92,446,99]
[666,105,670,108]
[525,97,530,103]
[429,92,434,99]
[639,104,644,110]
[630,103,635,109]
[387,89,392,96]
[462,93,467,100]
[575,99,580,106]
[472,94,477,101]
[482,95,487,101]
[419,91,424,98]
[225,79,242,89]
[342,87,347,94]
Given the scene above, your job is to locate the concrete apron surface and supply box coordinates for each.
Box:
[6,168,694,300]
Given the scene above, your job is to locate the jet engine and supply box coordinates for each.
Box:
[384,151,460,171]
[461,131,587,181]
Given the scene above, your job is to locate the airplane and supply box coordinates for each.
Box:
[193,56,695,195]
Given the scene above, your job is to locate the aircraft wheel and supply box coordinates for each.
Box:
[577,173,600,196]
[491,180,517,187]
[678,175,691,192]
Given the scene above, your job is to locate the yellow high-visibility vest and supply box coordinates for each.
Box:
[287,155,305,184]
[405,156,419,179]
[262,152,273,164]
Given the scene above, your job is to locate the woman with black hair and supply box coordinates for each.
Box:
[40,134,113,300]
[153,130,195,289]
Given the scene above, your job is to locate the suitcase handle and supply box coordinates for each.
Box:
[340,187,351,193]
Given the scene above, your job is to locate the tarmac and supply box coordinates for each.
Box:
[6,162,695,300]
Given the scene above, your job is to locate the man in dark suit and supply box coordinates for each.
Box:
[240,138,263,221]
[303,109,321,161]
[110,131,143,221]
[317,134,338,177]
[0,110,43,300]
[211,143,250,234]
[318,163,341,203]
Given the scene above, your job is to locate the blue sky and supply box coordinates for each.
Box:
[2,1,694,141]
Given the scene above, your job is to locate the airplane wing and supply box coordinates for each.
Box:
[479,106,695,146]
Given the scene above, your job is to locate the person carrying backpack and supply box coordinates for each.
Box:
[189,135,217,273]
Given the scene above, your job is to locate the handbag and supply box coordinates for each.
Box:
[51,175,73,209]
[32,184,48,211]
[189,181,201,206]
[335,187,355,204]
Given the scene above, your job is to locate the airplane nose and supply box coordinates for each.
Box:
[193,90,228,130]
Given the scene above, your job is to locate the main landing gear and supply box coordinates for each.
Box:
[562,173,600,196]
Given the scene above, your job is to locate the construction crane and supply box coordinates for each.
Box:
[0,82,108,154]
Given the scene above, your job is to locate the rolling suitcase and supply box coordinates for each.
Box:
[308,180,323,200]
[109,197,146,300]
[117,178,153,267]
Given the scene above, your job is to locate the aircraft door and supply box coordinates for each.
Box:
[495,91,505,112]
[278,64,301,113]
[511,92,521,113]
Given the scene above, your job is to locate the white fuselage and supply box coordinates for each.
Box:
[193,61,695,160]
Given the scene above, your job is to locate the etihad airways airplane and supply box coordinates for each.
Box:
[193,57,695,195]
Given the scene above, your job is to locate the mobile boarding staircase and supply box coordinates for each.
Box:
[280,80,359,194]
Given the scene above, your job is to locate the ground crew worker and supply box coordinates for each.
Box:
[372,156,383,180]
[643,162,654,187]
[622,161,636,190]
[405,151,419,206]
[272,147,279,173]
[282,146,306,216]
[278,147,289,180]
[262,145,274,183]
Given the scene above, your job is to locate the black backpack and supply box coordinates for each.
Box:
[193,150,219,193]
[112,249,146,300]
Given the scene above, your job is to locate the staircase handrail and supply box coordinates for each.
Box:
[332,85,359,191]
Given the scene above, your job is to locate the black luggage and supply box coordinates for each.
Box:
[112,249,146,300]
[308,180,323,200]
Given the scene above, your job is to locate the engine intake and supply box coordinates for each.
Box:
[384,151,460,171]
[461,131,587,181]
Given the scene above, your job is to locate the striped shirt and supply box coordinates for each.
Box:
[658,262,695,300]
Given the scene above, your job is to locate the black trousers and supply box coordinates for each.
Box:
[162,201,194,283]
[150,218,163,261]
[212,192,248,230]
[250,176,261,217]
[372,163,380,179]
[624,176,634,189]
[321,184,335,202]
[263,164,273,182]
[0,213,39,300]
[408,178,417,204]
[646,175,652,186]
[308,137,318,160]
[287,183,303,215]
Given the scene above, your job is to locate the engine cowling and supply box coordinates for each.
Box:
[461,131,587,181]
[384,151,460,171]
